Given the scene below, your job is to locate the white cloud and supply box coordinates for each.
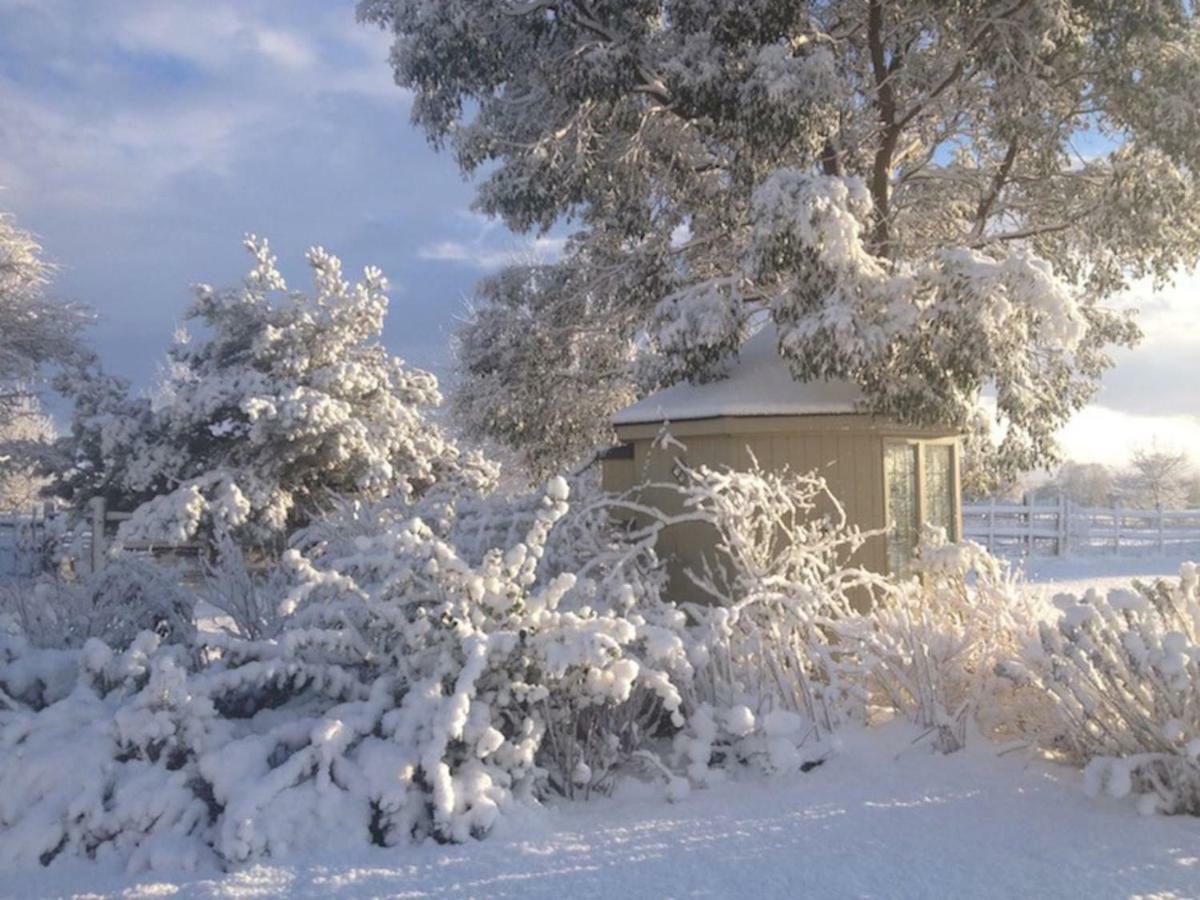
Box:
[417,235,566,271]
[256,28,317,70]
[1058,405,1200,467]
[1116,269,1200,340]
[0,0,405,215]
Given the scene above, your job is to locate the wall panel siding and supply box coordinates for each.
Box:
[603,415,959,601]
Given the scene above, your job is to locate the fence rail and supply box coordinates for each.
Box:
[964,498,1200,557]
[1,498,202,579]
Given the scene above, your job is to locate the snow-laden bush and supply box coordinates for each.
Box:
[842,530,1043,753]
[659,464,875,742]
[0,558,195,656]
[1011,564,1200,814]
[0,477,701,868]
[3,456,1072,871]
[0,634,222,872]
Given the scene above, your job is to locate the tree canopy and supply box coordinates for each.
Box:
[360,0,1200,478]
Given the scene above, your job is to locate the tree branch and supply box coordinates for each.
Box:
[972,138,1021,239]
[867,0,902,258]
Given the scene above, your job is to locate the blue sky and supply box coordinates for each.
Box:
[1,0,1197,467]
[0,0,558,387]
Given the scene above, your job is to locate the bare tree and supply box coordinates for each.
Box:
[1123,445,1193,510]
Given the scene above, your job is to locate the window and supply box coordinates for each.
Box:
[923,443,956,539]
[885,442,919,574]
[885,440,958,573]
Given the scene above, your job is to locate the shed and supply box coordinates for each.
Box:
[602,325,963,595]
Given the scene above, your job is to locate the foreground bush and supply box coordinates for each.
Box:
[1010,564,1200,815]
[845,532,1045,753]
[1,464,878,871]
[10,457,1167,872]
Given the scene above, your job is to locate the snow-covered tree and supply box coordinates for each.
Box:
[52,237,491,545]
[1122,445,1193,510]
[0,209,86,421]
[453,266,640,481]
[0,394,54,512]
[357,0,1200,477]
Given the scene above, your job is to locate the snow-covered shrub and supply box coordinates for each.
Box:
[841,530,1042,753]
[0,558,195,656]
[9,460,1045,870]
[0,632,224,871]
[0,475,700,867]
[591,461,887,780]
[1013,564,1200,814]
[662,462,875,737]
[197,537,290,640]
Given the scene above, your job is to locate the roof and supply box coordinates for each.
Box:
[613,324,865,427]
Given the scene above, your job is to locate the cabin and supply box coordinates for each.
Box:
[601,325,963,598]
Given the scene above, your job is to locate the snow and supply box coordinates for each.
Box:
[1021,554,1190,599]
[5,723,1199,899]
[7,547,1200,898]
[613,324,863,426]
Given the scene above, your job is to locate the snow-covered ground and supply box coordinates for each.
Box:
[1021,553,1191,600]
[5,554,1199,900]
[5,724,1200,900]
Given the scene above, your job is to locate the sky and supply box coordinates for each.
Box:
[1,0,1197,471]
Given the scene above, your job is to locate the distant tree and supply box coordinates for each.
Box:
[1039,461,1115,509]
[357,0,1200,479]
[1122,445,1193,510]
[0,394,55,511]
[0,209,87,419]
[52,238,493,545]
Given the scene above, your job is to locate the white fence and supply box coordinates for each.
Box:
[964,498,1200,557]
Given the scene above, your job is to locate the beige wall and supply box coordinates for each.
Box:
[602,414,960,602]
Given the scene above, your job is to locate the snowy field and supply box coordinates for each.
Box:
[1021,554,1191,598]
[5,724,1200,900]
[4,553,1198,900]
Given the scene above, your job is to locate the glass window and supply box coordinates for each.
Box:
[923,443,955,539]
[885,442,919,573]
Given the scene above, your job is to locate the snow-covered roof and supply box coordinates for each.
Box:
[613,324,865,426]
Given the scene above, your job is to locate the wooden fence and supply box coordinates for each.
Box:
[964,498,1200,557]
[0,497,201,578]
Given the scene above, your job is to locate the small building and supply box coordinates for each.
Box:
[602,325,962,595]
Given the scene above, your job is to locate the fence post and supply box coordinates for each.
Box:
[1057,495,1067,557]
[1157,504,1165,556]
[1025,494,1034,555]
[89,496,107,573]
[987,496,996,551]
[1114,500,1122,555]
